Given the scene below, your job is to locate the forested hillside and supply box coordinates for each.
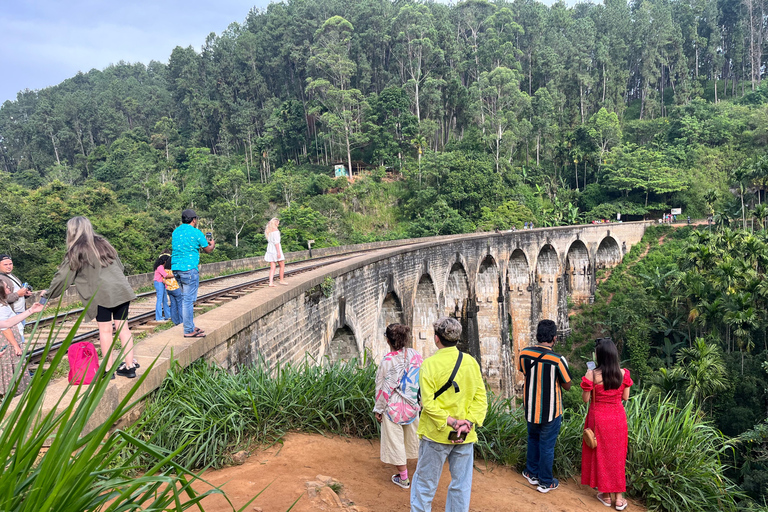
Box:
[2,0,768,285]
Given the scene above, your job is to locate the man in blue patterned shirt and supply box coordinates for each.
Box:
[171,209,215,337]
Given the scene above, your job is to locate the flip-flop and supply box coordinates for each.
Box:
[194,327,205,333]
[184,331,206,338]
[597,493,612,507]
[615,499,628,511]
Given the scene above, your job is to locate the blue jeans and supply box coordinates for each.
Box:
[410,438,474,512]
[525,415,562,487]
[154,281,170,321]
[167,287,182,325]
[175,269,199,335]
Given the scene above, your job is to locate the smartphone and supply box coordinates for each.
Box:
[586,361,596,371]
[205,232,213,240]
[39,296,48,305]
[448,430,467,441]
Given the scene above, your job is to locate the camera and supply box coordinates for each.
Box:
[448,430,467,441]
[205,232,213,240]
[22,282,32,292]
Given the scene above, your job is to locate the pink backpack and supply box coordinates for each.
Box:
[68,341,99,385]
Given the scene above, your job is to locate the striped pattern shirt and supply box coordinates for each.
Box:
[518,345,572,424]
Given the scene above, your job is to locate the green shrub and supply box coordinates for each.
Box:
[626,394,741,511]
[129,356,378,469]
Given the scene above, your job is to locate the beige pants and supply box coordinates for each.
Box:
[380,414,420,466]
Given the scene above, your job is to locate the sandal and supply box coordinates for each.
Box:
[615,499,628,511]
[184,331,206,338]
[597,493,612,507]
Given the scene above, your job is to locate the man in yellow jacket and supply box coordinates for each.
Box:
[410,317,488,512]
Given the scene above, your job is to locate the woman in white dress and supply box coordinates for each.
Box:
[264,218,286,287]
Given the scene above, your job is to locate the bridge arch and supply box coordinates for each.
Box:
[377,290,405,361]
[508,249,531,362]
[565,240,591,305]
[475,255,503,392]
[444,261,470,352]
[326,325,359,363]
[596,236,622,269]
[412,274,439,357]
[536,244,560,323]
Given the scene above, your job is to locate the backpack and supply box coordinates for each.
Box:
[68,341,99,385]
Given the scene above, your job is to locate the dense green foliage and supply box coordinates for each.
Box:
[567,224,768,505]
[132,358,740,511]
[4,0,768,287]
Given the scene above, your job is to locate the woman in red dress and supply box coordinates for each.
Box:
[581,338,633,510]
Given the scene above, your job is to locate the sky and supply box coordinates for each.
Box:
[0,0,580,106]
[0,0,262,104]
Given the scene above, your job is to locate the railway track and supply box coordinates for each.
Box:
[26,254,358,364]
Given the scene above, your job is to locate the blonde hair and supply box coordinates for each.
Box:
[264,218,280,236]
[65,217,118,272]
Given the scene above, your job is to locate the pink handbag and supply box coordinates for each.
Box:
[67,341,99,385]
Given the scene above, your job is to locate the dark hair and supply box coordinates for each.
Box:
[163,257,173,270]
[0,283,8,305]
[536,320,557,344]
[595,338,622,390]
[154,254,170,270]
[385,323,410,351]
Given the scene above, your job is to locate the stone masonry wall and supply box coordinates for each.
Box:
[199,222,649,398]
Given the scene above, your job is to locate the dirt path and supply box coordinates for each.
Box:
[196,433,644,512]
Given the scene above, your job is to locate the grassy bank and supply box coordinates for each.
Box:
[129,357,740,511]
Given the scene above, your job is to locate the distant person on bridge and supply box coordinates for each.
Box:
[162,256,182,326]
[42,217,138,379]
[373,323,423,489]
[410,317,487,512]
[0,254,33,344]
[153,255,171,322]
[581,338,633,511]
[519,319,573,493]
[264,218,286,287]
[171,209,215,338]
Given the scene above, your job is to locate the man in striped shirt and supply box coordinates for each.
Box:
[518,319,572,493]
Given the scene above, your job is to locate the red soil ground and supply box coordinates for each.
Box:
[196,433,644,512]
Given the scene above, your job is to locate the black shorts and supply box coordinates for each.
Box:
[95,302,130,323]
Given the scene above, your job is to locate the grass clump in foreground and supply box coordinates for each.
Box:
[0,304,259,511]
[131,357,741,512]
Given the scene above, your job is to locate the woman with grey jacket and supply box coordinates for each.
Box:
[43,217,138,379]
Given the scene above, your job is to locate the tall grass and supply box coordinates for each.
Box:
[134,358,742,511]
[129,356,378,469]
[626,394,742,511]
[0,305,257,511]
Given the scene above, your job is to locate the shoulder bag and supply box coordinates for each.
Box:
[583,384,597,449]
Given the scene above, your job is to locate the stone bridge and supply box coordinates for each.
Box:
[202,222,648,397]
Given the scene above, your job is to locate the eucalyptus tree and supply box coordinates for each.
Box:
[476,66,530,173]
[392,4,443,125]
[306,16,368,174]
